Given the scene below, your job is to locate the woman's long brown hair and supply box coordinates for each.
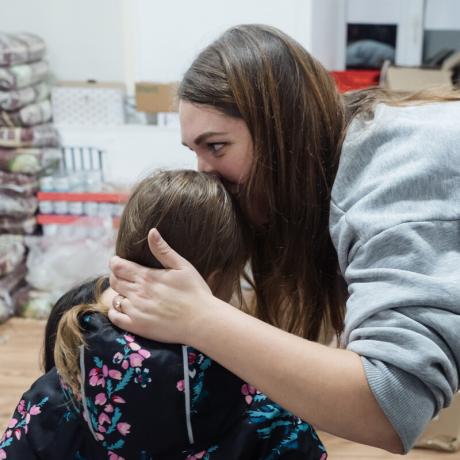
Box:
[179,24,460,342]
[180,24,347,341]
[54,170,250,395]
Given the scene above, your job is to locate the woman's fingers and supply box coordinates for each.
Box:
[110,256,148,283]
[148,228,190,270]
[109,272,135,297]
[108,306,136,332]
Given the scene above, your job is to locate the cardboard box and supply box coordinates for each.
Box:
[135,82,178,113]
[415,392,460,452]
[51,81,125,126]
[381,66,453,92]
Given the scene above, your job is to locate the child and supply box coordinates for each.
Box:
[1,170,327,459]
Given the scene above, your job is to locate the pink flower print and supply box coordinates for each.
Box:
[29,405,41,416]
[112,395,126,404]
[17,400,26,416]
[188,352,197,365]
[108,451,125,460]
[186,450,206,460]
[138,348,151,359]
[128,353,145,368]
[89,367,106,387]
[0,448,6,459]
[104,404,114,413]
[109,369,122,379]
[124,334,135,343]
[113,352,124,364]
[89,364,122,387]
[320,454,327,460]
[128,341,141,351]
[121,359,129,370]
[7,418,17,428]
[95,432,104,441]
[176,379,185,392]
[98,412,111,426]
[95,393,107,406]
[14,429,21,440]
[104,365,122,380]
[241,383,257,405]
[117,422,131,436]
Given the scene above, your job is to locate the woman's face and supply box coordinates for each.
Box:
[179,101,253,189]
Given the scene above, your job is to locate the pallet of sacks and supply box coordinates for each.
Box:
[0,33,61,323]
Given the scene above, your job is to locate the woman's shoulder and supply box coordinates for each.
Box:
[331,100,460,242]
[345,100,460,144]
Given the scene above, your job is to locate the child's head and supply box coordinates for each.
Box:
[46,170,249,385]
[116,169,249,300]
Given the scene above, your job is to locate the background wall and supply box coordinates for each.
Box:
[0,0,125,82]
[0,0,314,91]
[133,0,312,85]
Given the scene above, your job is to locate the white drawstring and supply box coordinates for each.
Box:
[182,345,195,444]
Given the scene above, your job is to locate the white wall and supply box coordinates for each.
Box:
[0,0,315,88]
[0,0,125,82]
[425,0,460,30]
[133,0,313,83]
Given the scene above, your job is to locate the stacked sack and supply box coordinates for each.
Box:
[0,33,61,323]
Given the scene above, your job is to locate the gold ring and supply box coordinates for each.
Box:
[114,297,124,313]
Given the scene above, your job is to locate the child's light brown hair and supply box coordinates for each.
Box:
[54,170,250,395]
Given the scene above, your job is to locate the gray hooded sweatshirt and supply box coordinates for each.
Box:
[330,101,460,453]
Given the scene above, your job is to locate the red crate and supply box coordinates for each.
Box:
[330,70,380,92]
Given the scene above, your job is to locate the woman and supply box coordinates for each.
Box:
[109,24,460,454]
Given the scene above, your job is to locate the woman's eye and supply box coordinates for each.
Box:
[207,143,225,154]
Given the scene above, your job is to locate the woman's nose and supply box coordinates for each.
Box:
[197,156,215,173]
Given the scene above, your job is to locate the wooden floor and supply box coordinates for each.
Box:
[0,318,456,459]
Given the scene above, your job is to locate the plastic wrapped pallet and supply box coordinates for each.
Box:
[0,82,50,111]
[0,235,25,277]
[0,61,49,91]
[0,124,60,148]
[0,33,46,67]
[0,216,36,235]
[0,263,26,324]
[0,170,38,195]
[0,147,61,174]
[13,285,53,319]
[0,99,52,127]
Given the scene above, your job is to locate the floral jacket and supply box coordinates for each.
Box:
[1,313,327,460]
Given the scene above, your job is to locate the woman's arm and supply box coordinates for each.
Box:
[108,229,403,454]
[190,296,403,453]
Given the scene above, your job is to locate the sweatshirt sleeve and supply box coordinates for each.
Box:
[0,368,83,460]
[330,102,460,452]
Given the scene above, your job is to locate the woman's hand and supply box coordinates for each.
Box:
[108,228,215,344]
